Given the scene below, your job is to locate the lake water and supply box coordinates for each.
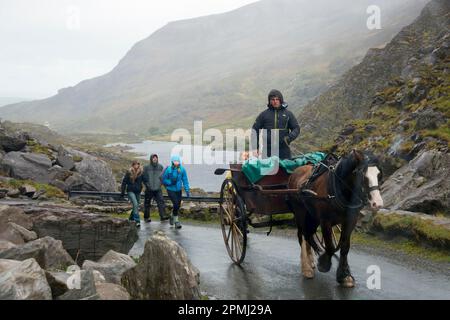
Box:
[106,140,241,192]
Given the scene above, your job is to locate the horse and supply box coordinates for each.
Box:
[287,149,384,287]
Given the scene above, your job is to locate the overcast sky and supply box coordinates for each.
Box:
[0,0,258,99]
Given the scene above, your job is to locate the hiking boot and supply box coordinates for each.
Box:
[169,216,174,226]
[136,222,141,228]
[175,221,182,229]
[160,215,170,222]
[144,218,151,223]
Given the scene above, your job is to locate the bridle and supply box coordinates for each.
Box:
[327,156,382,211]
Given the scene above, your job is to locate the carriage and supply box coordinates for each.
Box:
[214,159,341,265]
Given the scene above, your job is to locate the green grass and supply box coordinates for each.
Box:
[0,179,65,198]
[352,232,450,264]
[372,213,450,251]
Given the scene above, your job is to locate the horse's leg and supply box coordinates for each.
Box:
[301,234,315,279]
[317,220,335,273]
[336,215,358,288]
[291,198,314,279]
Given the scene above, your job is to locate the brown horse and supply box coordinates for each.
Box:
[287,149,383,287]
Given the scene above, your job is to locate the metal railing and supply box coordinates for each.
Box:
[68,190,220,203]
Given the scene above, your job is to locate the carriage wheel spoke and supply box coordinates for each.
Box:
[226,225,232,242]
[233,223,244,238]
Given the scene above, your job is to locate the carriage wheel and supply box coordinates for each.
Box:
[313,224,342,253]
[219,178,247,264]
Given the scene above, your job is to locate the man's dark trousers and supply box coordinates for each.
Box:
[144,189,166,219]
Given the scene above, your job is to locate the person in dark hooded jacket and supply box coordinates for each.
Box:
[142,154,168,222]
[251,89,300,159]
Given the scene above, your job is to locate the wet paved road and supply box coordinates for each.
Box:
[131,221,450,300]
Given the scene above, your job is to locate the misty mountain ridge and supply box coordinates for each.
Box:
[0,0,428,135]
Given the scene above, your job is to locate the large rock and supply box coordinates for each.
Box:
[29,206,138,263]
[0,205,34,245]
[57,270,99,300]
[0,236,75,270]
[66,147,116,192]
[82,250,136,285]
[121,231,200,300]
[95,283,131,300]
[381,150,450,215]
[0,133,27,152]
[0,205,33,232]
[0,152,52,183]
[0,258,52,300]
[56,155,75,171]
[45,271,71,298]
[8,222,38,242]
[0,240,17,250]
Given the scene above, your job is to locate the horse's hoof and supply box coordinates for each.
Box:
[339,276,355,288]
[302,270,315,279]
[317,254,332,273]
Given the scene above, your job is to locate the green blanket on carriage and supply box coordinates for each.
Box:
[242,152,327,184]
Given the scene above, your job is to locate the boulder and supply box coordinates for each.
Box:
[0,226,26,245]
[0,152,52,183]
[0,205,33,230]
[95,283,131,300]
[29,207,138,263]
[45,271,70,298]
[82,250,136,285]
[7,189,20,198]
[57,270,99,300]
[414,109,445,130]
[0,240,17,250]
[0,236,75,270]
[19,184,37,197]
[66,147,116,192]
[381,150,450,215]
[0,258,52,300]
[56,155,75,171]
[8,222,38,242]
[121,231,200,300]
[0,134,27,152]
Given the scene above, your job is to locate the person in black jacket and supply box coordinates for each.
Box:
[121,160,144,227]
[142,154,168,223]
[251,89,300,159]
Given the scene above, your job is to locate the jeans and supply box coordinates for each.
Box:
[144,189,166,219]
[127,192,141,223]
[167,190,182,217]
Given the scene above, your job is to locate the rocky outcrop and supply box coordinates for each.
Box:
[0,129,27,153]
[56,269,130,300]
[0,258,52,300]
[121,231,200,300]
[0,205,34,244]
[1,152,52,183]
[82,250,136,285]
[57,270,100,300]
[370,209,450,250]
[27,205,138,263]
[65,147,116,192]
[7,222,37,242]
[95,283,131,300]
[0,236,75,270]
[381,150,450,215]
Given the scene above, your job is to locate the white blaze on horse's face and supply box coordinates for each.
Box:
[365,166,384,211]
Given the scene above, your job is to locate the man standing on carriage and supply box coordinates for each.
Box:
[251,89,300,160]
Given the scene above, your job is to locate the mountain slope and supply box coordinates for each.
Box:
[292,0,449,175]
[0,0,428,135]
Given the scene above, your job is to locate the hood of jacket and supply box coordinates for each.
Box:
[267,89,288,110]
[170,154,182,165]
[150,153,159,166]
